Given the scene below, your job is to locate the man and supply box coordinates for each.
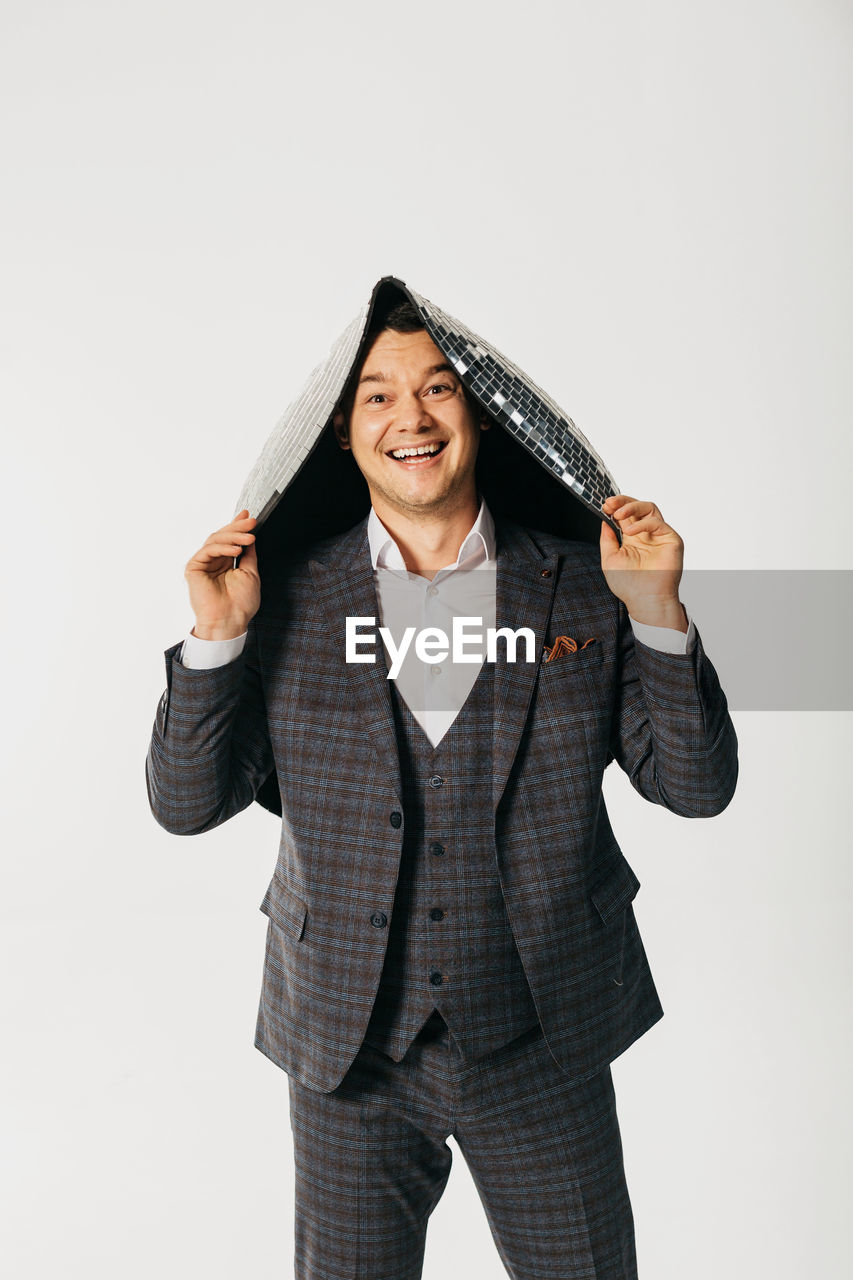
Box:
[146,296,737,1279]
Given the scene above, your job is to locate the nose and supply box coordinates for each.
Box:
[396,390,434,432]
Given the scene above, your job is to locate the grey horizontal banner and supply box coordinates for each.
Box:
[358,569,853,713]
[675,570,853,712]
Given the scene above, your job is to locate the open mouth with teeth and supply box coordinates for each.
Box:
[387,441,448,465]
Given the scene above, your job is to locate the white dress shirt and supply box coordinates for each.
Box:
[366,498,499,746]
[180,499,696,747]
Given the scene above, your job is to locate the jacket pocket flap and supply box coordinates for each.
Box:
[260,876,308,940]
[590,857,641,925]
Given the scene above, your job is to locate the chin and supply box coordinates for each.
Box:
[391,490,450,516]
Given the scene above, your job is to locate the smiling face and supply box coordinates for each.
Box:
[333,327,489,524]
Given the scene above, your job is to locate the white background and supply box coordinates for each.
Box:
[2,1,851,1276]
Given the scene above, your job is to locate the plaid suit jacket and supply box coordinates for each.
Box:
[146,515,738,1093]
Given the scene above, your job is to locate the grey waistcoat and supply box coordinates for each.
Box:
[362,660,542,1062]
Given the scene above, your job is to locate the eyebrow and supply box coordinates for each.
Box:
[357,362,457,388]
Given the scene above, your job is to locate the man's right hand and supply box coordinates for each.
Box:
[184,510,260,640]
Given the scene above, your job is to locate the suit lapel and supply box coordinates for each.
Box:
[492,519,560,813]
[308,519,403,805]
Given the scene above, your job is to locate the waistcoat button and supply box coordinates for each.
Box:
[429,908,444,921]
[429,842,445,857]
[429,970,443,986]
[371,912,388,928]
[428,775,444,789]
[389,811,402,828]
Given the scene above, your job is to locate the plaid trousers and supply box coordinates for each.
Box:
[287,1011,638,1280]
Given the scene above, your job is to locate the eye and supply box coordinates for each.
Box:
[366,393,387,404]
[426,383,453,395]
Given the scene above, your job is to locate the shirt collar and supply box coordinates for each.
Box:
[367,495,496,572]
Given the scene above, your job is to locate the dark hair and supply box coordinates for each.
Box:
[376,300,425,334]
[337,299,480,424]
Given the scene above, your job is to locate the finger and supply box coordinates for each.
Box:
[599,519,619,548]
[619,515,665,535]
[614,501,653,527]
[191,540,253,562]
[619,506,662,526]
[206,530,256,549]
[218,517,257,535]
[208,514,256,539]
[237,538,258,567]
[613,500,655,521]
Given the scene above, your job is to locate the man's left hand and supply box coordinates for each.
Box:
[599,495,688,633]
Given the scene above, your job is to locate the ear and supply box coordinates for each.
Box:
[332,410,350,450]
[478,414,490,432]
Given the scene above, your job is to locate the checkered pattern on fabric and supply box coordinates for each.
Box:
[288,1018,637,1279]
[361,660,542,1064]
[145,516,738,1093]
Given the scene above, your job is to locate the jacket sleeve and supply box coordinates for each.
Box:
[608,600,738,818]
[145,618,276,835]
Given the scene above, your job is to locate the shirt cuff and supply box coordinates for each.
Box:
[180,630,248,669]
[629,613,696,655]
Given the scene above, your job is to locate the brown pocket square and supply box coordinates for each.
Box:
[543,636,597,663]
